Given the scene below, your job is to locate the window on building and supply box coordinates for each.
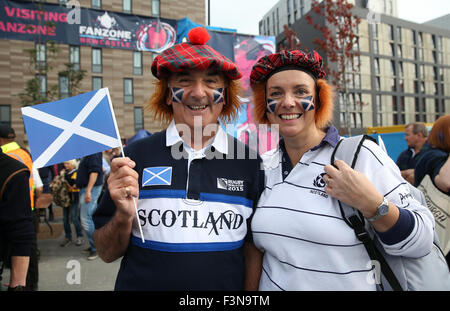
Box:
[124,78,133,104]
[36,43,46,69]
[276,8,280,34]
[374,58,380,75]
[397,26,402,42]
[418,32,423,47]
[391,78,396,92]
[389,25,394,41]
[272,11,276,34]
[390,60,396,76]
[354,74,361,89]
[375,95,382,126]
[0,105,11,127]
[69,46,80,71]
[435,98,441,120]
[123,0,132,13]
[433,67,439,81]
[398,61,403,77]
[36,74,47,98]
[433,83,439,95]
[372,39,379,54]
[58,0,67,5]
[91,0,101,9]
[411,29,416,45]
[59,75,69,99]
[375,77,380,90]
[432,51,437,63]
[134,107,144,132]
[420,81,425,93]
[397,45,402,58]
[92,48,102,73]
[133,51,142,75]
[437,36,443,51]
[152,0,160,17]
[420,64,425,78]
[92,77,102,90]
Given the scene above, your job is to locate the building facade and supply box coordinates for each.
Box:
[265,4,450,133]
[0,0,205,145]
[259,0,398,37]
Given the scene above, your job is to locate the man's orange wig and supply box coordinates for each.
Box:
[145,78,243,126]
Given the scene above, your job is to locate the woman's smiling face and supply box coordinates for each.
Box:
[265,70,317,138]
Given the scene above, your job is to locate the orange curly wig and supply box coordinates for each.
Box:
[145,77,243,126]
[251,78,335,129]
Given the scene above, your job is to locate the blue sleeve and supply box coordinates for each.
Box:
[414,149,448,187]
[87,153,103,174]
[376,208,415,245]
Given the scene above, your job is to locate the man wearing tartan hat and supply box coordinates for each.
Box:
[93,27,264,290]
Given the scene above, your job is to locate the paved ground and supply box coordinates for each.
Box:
[2,208,121,291]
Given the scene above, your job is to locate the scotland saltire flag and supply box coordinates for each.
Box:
[21,88,122,169]
[142,167,172,186]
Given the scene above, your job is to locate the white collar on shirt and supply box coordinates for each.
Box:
[165,119,228,155]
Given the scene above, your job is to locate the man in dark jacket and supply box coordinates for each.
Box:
[76,152,104,260]
[0,149,35,291]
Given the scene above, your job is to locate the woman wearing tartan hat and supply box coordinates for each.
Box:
[247,49,435,290]
[93,27,265,290]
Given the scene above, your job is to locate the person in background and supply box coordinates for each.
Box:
[414,115,450,266]
[60,159,83,247]
[0,125,39,291]
[0,149,35,291]
[247,49,434,290]
[396,122,429,185]
[76,153,104,260]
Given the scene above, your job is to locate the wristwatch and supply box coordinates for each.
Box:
[367,197,389,222]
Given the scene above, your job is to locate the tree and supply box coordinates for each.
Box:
[280,25,303,51]
[305,0,361,136]
[18,39,59,106]
[17,1,86,106]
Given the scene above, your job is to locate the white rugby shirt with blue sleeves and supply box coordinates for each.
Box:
[251,126,435,291]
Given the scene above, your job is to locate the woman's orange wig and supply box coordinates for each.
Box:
[251,78,335,129]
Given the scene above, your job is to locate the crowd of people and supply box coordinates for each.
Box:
[0,126,120,290]
[1,26,448,291]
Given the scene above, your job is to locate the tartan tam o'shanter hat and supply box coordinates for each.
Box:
[151,27,242,80]
[250,49,326,84]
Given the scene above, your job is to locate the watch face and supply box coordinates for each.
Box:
[379,202,389,216]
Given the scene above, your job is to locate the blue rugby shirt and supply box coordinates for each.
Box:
[93,121,264,290]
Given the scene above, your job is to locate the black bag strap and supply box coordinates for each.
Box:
[332,135,403,291]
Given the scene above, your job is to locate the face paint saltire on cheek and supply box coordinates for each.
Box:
[171,87,184,103]
[266,98,279,113]
[213,88,224,104]
[300,96,315,111]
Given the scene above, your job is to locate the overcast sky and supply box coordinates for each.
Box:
[208,0,450,35]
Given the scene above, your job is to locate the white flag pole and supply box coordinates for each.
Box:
[104,88,145,243]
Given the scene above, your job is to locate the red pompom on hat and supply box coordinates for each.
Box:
[151,27,241,80]
[188,27,210,45]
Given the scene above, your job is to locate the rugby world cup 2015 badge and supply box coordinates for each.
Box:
[142,166,172,186]
[217,178,244,192]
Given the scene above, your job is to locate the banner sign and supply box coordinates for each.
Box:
[0,0,177,52]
